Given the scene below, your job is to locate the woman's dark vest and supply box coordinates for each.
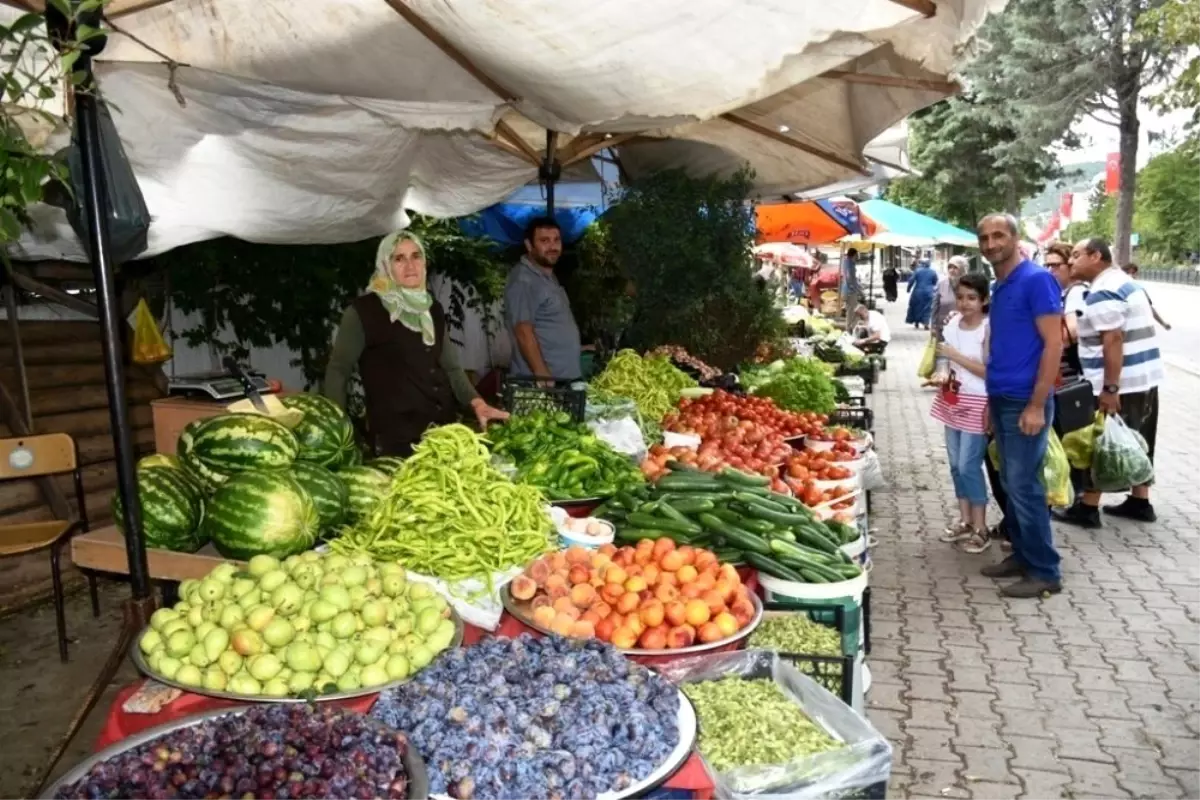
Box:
[354,293,456,456]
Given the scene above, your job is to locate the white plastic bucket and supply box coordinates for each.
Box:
[758,569,868,657]
[840,535,867,565]
[814,475,861,493]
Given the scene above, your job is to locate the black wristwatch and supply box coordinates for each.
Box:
[1102,384,1120,395]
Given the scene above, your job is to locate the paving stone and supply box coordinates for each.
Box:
[1107,658,1167,685]
[1059,758,1132,798]
[1008,734,1066,772]
[992,681,1044,711]
[865,680,907,712]
[955,716,1008,748]
[903,724,959,763]
[1014,767,1072,798]
[956,744,1017,784]
[1054,728,1116,763]
[1165,769,1200,798]
[906,699,954,730]
[964,781,1021,799]
[950,667,995,693]
[908,757,969,798]
[867,708,905,742]
[1154,736,1200,771]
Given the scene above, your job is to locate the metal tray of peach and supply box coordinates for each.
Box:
[501,541,763,655]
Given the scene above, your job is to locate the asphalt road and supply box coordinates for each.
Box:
[1139,280,1200,377]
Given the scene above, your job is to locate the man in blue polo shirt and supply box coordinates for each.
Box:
[979,213,1064,598]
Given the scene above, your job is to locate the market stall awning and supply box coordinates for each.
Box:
[753,243,816,268]
[756,200,879,245]
[849,198,978,247]
[2,0,1003,260]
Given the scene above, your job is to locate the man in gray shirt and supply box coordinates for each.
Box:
[505,217,582,380]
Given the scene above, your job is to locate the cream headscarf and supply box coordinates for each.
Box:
[368,231,436,346]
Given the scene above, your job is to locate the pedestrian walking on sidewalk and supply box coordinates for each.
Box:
[977,213,1064,598]
[1053,239,1165,527]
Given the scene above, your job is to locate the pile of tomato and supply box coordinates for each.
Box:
[807,425,867,443]
[663,390,816,439]
[785,477,858,510]
[784,450,855,482]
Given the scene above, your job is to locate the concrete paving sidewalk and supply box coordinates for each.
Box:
[866,301,1200,799]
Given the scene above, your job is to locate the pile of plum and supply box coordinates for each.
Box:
[372,634,681,799]
[53,704,411,799]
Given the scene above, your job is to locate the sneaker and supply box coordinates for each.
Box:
[1103,496,1157,522]
[1001,577,1063,598]
[1052,502,1102,529]
[980,556,1023,578]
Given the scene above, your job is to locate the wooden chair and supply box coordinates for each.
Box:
[0,433,100,661]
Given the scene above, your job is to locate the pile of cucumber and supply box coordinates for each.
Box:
[595,465,863,584]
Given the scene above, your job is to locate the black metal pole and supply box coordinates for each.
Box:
[75,75,152,600]
[541,130,560,216]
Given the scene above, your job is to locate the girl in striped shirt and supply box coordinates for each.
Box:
[932,273,992,553]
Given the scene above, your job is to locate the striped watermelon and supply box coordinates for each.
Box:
[338,465,390,521]
[138,453,181,471]
[187,413,299,475]
[113,465,207,553]
[177,418,233,492]
[338,446,364,470]
[365,456,405,475]
[289,461,349,533]
[203,470,318,561]
[281,394,356,468]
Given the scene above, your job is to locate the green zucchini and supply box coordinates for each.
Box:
[713,547,746,564]
[657,473,724,491]
[744,552,806,582]
[798,567,829,584]
[718,467,770,486]
[791,527,841,556]
[626,511,701,536]
[664,497,716,515]
[740,503,817,528]
[696,513,772,554]
[733,492,790,512]
[615,490,641,511]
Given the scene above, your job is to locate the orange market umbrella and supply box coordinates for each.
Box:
[756,199,877,245]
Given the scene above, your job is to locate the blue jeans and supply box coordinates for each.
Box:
[989,396,1062,582]
[944,428,989,507]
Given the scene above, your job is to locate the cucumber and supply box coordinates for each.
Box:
[616,527,692,544]
[769,536,838,567]
[615,490,641,511]
[731,516,776,535]
[718,468,770,486]
[732,492,790,512]
[696,514,772,555]
[626,512,701,536]
[713,547,746,564]
[826,520,859,544]
[664,497,716,516]
[657,473,724,491]
[798,567,829,584]
[744,552,806,582]
[656,502,694,526]
[765,528,796,543]
[708,508,747,525]
[740,503,817,529]
[791,527,842,556]
[665,459,703,473]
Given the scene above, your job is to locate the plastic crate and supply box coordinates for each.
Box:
[760,602,855,705]
[829,406,874,433]
[500,378,588,422]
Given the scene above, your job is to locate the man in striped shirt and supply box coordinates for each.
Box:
[1054,238,1164,527]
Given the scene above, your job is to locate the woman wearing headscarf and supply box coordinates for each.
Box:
[904,256,937,329]
[930,256,967,339]
[323,231,509,456]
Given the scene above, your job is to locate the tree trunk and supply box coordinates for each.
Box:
[1114,74,1140,266]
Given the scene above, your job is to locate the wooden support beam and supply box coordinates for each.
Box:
[108,0,178,18]
[821,69,958,94]
[493,120,542,166]
[719,113,870,176]
[887,0,936,17]
[8,271,99,319]
[381,0,518,101]
[0,376,74,521]
[3,285,31,430]
[21,262,97,283]
[561,133,638,167]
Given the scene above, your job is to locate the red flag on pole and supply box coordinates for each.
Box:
[1105,153,1121,195]
[1059,192,1073,220]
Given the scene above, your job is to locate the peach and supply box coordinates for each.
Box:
[694,572,716,592]
[545,572,568,591]
[676,546,697,566]
[599,583,625,606]
[684,599,711,627]
[641,564,661,587]
[624,575,648,594]
[665,600,688,627]
[634,547,654,566]
[693,550,718,573]
[525,559,551,585]
[581,609,602,626]
[570,583,597,609]
[550,552,569,572]
[647,622,671,641]
[605,565,628,586]
[531,594,552,611]
[638,627,668,650]
[639,589,655,605]
[659,551,685,573]
[701,589,726,617]
[651,537,676,560]
[594,616,616,642]
[553,597,581,618]
[551,613,576,637]
[639,600,665,628]
[590,575,606,589]
[532,605,556,628]
[599,543,618,557]
[658,571,678,589]
[616,592,641,615]
[610,626,638,649]
[607,612,625,631]
[510,575,538,601]
[666,623,696,649]
[676,564,699,584]
[625,563,643,578]
[571,619,596,639]
[590,551,613,571]
[714,578,737,605]
[565,545,591,565]
[719,563,741,584]
[730,597,756,628]
[591,600,612,618]
[680,583,704,600]
[655,584,679,604]
[713,611,738,637]
[547,584,570,602]
[625,615,645,638]
[697,621,724,643]
[568,565,591,586]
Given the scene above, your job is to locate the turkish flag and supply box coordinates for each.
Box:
[1105,152,1121,195]
[1059,192,1073,220]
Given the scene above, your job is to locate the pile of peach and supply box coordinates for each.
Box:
[510,539,757,650]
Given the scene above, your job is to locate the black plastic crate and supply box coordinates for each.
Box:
[758,602,855,705]
[828,406,874,433]
[500,377,587,422]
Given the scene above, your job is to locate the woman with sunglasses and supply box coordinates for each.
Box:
[1045,242,1087,378]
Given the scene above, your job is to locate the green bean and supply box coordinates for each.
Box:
[682,678,841,772]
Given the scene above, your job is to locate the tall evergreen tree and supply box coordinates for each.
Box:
[964,0,1181,263]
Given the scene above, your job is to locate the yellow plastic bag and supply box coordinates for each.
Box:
[131,298,171,365]
[988,431,1073,507]
[1062,412,1103,470]
[917,338,937,379]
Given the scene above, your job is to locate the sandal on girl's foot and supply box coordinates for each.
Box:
[960,529,993,554]
[939,522,973,543]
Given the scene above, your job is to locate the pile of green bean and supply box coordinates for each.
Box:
[590,350,696,433]
[330,424,553,586]
[683,677,841,772]
[749,614,845,694]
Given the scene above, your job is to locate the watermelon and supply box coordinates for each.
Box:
[139,453,181,470]
[203,470,318,561]
[289,461,349,533]
[113,465,206,553]
[365,456,404,475]
[281,394,356,468]
[338,465,390,521]
[187,413,299,476]
[338,446,364,469]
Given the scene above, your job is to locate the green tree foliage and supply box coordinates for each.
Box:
[883,96,1064,228]
[964,0,1180,264]
[603,168,782,370]
[1138,0,1199,127]
[562,221,633,344]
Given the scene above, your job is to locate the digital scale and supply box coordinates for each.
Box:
[167,370,274,401]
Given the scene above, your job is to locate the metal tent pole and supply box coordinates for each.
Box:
[75,71,152,601]
[541,131,560,216]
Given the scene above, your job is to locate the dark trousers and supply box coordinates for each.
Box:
[985,434,1008,532]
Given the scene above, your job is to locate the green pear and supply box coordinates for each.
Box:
[157,656,182,680]
[186,605,207,628]
[416,607,442,636]
[139,629,163,655]
[247,554,280,577]
[177,580,198,600]
[360,664,390,688]
[361,626,392,647]
[166,630,196,658]
[262,618,296,649]
[347,586,369,611]
[245,604,276,632]
[330,611,357,639]
[145,649,162,672]
[381,574,407,598]
[247,653,283,682]
[193,621,217,642]
[322,649,351,679]
[319,585,352,612]
[202,666,228,692]
[392,614,414,637]
[218,650,244,676]
[309,599,339,623]
[262,678,290,698]
[236,588,263,610]
[384,654,410,681]
[354,642,384,666]
[341,566,367,588]
[408,644,434,671]
[335,671,361,693]
[301,550,322,563]
[426,618,456,653]
[187,642,212,668]
[287,671,316,693]
[161,619,191,638]
[271,583,305,616]
[314,631,337,652]
[407,583,436,602]
[203,628,230,661]
[360,600,388,628]
[175,664,203,686]
[228,672,262,696]
[149,608,179,632]
[209,563,238,584]
[323,554,349,572]
[218,605,245,631]
[257,569,289,594]
[284,642,322,673]
[230,577,258,600]
[197,578,226,602]
[231,628,264,657]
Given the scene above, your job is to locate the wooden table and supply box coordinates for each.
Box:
[71,526,242,582]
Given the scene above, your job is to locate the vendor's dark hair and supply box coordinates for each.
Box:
[957,271,991,310]
[524,216,561,242]
[1082,237,1112,263]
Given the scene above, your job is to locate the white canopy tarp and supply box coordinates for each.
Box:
[2,0,1002,260]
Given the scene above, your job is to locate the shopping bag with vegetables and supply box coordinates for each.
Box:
[1062,413,1102,470]
[987,431,1074,508]
[130,298,171,365]
[1091,414,1154,492]
[916,338,937,379]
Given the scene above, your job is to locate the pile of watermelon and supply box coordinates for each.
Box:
[113,393,402,559]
